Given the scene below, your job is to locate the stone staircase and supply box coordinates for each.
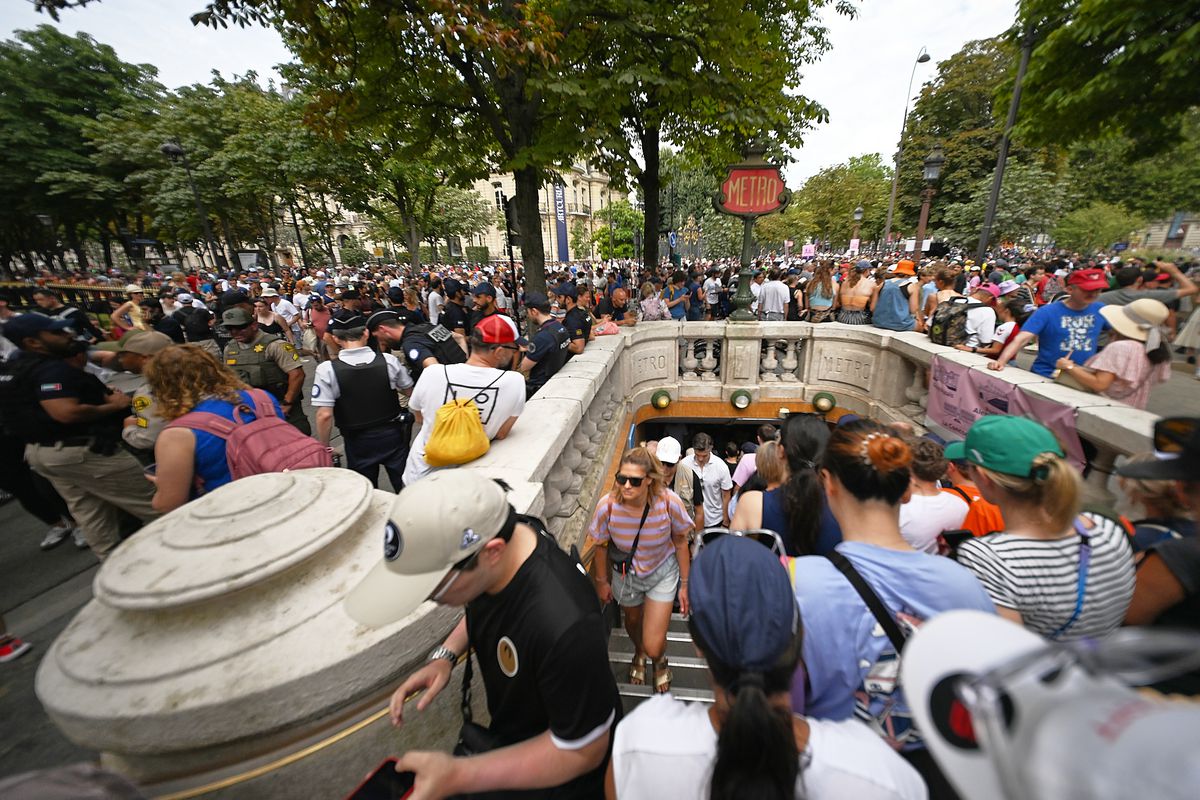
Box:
[607,611,714,713]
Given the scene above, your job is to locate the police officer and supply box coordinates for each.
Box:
[519,292,571,399]
[220,307,310,434]
[366,309,467,385]
[0,314,157,559]
[438,278,470,336]
[113,330,173,463]
[555,282,592,357]
[311,312,413,490]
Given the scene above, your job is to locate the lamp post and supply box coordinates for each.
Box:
[883,47,932,251]
[851,205,864,251]
[682,215,700,260]
[160,141,223,270]
[913,144,945,259]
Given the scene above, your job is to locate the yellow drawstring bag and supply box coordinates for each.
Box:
[423,367,502,467]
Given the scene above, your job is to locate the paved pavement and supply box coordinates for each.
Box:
[0,353,1195,781]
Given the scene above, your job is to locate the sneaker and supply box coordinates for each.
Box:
[40,521,75,551]
[0,635,32,663]
[73,528,89,549]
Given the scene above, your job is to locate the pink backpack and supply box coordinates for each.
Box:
[165,389,332,490]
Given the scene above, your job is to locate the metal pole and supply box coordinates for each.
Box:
[729,217,757,321]
[914,186,934,257]
[883,49,930,250]
[976,30,1033,263]
[179,151,222,270]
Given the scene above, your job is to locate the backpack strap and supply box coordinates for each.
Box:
[826,550,908,653]
[945,485,972,505]
[1048,517,1094,640]
[246,388,280,420]
[166,410,239,440]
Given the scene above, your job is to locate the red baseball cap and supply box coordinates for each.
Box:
[474,314,528,346]
[1066,268,1108,291]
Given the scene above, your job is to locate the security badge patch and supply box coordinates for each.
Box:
[497,636,519,678]
[253,344,266,353]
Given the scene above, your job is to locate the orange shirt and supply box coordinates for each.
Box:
[941,483,1006,538]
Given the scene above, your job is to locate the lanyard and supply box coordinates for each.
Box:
[1049,518,1093,640]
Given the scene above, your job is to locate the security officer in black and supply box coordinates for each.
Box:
[438,278,471,336]
[0,314,157,559]
[221,307,310,434]
[519,292,571,399]
[312,312,413,490]
[555,282,593,358]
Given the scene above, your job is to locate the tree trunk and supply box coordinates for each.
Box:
[218,214,238,269]
[428,238,439,263]
[65,224,89,272]
[512,166,545,295]
[638,125,662,275]
[404,215,421,271]
[99,230,114,271]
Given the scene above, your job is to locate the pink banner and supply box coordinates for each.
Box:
[925,355,1085,469]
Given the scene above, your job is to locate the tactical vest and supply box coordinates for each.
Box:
[329,353,402,433]
[225,333,288,392]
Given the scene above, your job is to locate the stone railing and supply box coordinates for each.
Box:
[38,319,1156,797]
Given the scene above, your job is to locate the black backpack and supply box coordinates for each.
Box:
[928,297,984,346]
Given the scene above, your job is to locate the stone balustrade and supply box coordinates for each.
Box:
[36,318,1156,797]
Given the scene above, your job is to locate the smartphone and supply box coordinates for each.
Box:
[343,758,415,800]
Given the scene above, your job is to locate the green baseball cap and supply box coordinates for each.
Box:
[943,415,1064,478]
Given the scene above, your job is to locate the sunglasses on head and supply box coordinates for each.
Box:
[697,527,786,558]
[614,473,644,487]
[1154,417,1198,457]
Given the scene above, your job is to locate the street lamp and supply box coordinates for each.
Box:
[913,144,945,258]
[851,205,864,251]
[160,141,223,270]
[883,47,932,250]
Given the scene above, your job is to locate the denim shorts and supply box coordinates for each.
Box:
[612,553,679,607]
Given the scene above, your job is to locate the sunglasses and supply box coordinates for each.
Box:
[1154,417,1197,456]
[427,546,483,603]
[614,473,644,487]
[697,527,786,558]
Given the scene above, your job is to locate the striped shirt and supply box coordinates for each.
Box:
[588,490,693,577]
[956,512,1135,640]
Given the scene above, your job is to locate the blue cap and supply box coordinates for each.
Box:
[689,535,798,672]
[2,313,73,343]
[554,282,578,299]
[471,282,496,297]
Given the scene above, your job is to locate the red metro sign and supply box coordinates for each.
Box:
[713,157,791,218]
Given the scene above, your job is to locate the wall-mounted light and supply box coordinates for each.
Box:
[730,389,752,410]
[812,392,837,414]
[651,390,672,410]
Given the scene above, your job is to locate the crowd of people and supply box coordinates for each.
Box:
[1,251,1198,799]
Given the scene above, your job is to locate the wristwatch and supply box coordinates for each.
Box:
[428,645,459,666]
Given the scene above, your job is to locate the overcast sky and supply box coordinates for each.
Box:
[4,0,1016,186]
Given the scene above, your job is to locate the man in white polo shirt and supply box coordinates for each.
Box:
[678,432,732,531]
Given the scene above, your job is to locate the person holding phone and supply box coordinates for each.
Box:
[345,472,621,800]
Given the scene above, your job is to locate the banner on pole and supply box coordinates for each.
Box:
[801,244,816,257]
[552,182,569,263]
[925,355,1085,469]
[849,238,860,253]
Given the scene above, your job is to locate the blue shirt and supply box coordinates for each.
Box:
[666,287,688,320]
[1021,301,1109,377]
[762,486,843,556]
[790,542,994,745]
[191,390,283,493]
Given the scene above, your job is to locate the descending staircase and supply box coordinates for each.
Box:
[607,612,715,713]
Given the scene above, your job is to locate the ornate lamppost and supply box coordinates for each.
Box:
[712,142,791,321]
[883,47,932,249]
[913,144,945,259]
[851,205,864,252]
[681,215,700,260]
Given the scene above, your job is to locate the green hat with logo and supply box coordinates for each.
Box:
[943,415,1064,478]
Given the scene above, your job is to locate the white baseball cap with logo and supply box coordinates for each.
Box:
[344,471,514,628]
[656,436,682,465]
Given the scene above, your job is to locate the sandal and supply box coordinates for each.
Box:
[628,655,647,685]
[653,658,672,694]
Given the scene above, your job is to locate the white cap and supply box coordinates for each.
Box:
[343,472,514,628]
[903,610,1200,800]
[656,436,682,464]
[176,293,194,303]
[260,287,279,297]
[124,284,144,293]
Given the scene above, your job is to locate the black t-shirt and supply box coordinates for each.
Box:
[469,308,501,335]
[440,300,470,334]
[562,306,592,349]
[526,319,571,392]
[594,296,626,322]
[153,315,186,343]
[1147,537,1200,696]
[0,353,122,442]
[465,530,620,799]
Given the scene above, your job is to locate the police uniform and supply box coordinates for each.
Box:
[311,343,413,490]
[223,330,310,434]
[524,316,571,399]
[0,327,157,558]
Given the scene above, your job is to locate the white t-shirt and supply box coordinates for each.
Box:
[402,363,526,485]
[310,346,413,407]
[613,695,927,800]
[750,280,763,312]
[899,491,970,553]
[994,320,1016,347]
[760,280,790,315]
[963,305,997,348]
[703,277,721,305]
[273,297,301,324]
[427,290,445,325]
[679,454,733,526]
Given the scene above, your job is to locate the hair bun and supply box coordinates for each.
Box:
[867,434,912,473]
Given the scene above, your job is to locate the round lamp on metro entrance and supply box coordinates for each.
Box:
[651,390,672,410]
[812,392,837,414]
[730,389,752,411]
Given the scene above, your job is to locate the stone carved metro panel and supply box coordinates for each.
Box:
[812,343,876,391]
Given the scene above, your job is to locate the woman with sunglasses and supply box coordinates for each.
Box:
[952,415,1135,640]
[589,447,693,693]
[788,419,994,797]
[607,534,925,800]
